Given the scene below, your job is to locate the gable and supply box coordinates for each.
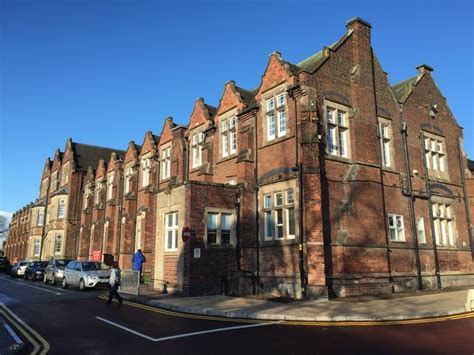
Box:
[256,53,294,100]
[124,141,141,163]
[160,117,176,145]
[51,150,63,172]
[216,81,246,116]
[140,131,159,156]
[189,98,213,131]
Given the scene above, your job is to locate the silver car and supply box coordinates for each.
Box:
[62,261,111,291]
[44,259,73,285]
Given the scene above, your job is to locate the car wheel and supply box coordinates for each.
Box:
[43,274,48,284]
[51,277,56,286]
[79,279,86,291]
[24,274,28,281]
[62,278,68,289]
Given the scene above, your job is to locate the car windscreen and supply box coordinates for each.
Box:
[56,260,73,269]
[82,262,109,271]
[20,262,28,266]
[39,261,49,267]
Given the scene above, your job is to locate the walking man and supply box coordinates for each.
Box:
[132,249,146,283]
[107,261,123,305]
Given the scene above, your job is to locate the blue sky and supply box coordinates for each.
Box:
[1,0,473,214]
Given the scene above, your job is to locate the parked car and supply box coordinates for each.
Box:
[0,257,10,272]
[10,261,28,278]
[24,261,49,281]
[44,259,73,285]
[62,261,111,291]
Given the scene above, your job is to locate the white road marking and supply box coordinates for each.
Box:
[0,277,62,295]
[96,316,284,342]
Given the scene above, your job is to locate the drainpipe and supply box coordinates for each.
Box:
[253,108,260,294]
[39,180,51,262]
[456,135,474,259]
[288,81,307,299]
[235,189,256,294]
[420,131,442,289]
[74,172,84,259]
[184,136,190,184]
[400,112,423,290]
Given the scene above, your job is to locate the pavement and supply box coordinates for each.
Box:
[119,286,474,322]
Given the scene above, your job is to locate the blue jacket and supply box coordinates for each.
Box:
[132,252,146,271]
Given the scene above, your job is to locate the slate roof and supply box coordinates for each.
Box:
[71,142,126,171]
[235,86,258,110]
[297,33,350,73]
[468,159,474,172]
[391,76,418,103]
[205,104,217,118]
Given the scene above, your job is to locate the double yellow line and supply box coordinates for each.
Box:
[0,304,50,354]
[105,296,474,327]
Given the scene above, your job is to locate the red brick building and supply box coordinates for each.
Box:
[6,17,474,298]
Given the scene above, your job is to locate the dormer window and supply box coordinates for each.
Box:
[51,171,58,192]
[326,102,349,158]
[161,146,172,180]
[141,157,151,187]
[124,166,133,194]
[94,181,103,205]
[60,163,69,186]
[266,93,287,141]
[221,117,237,158]
[192,132,204,169]
[106,172,115,200]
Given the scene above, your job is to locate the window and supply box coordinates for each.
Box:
[34,238,41,257]
[106,172,115,200]
[388,214,405,242]
[37,209,44,226]
[416,217,426,244]
[432,202,455,246]
[263,189,295,241]
[266,93,287,141]
[378,120,392,168]
[192,132,204,169]
[60,163,69,186]
[424,135,447,176]
[141,157,151,187]
[40,178,49,198]
[206,211,234,245]
[94,181,102,205]
[54,235,62,254]
[165,212,178,251]
[161,146,172,180]
[326,105,349,158]
[57,199,65,219]
[135,214,144,251]
[124,166,133,194]
[103,221,109,252]
[83,184,92,209]
[221,117,237,158]
[51,172,58,192]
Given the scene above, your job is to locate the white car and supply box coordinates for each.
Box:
[62,261,111,291]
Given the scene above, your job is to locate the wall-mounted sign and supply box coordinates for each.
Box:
[193,248,201,259]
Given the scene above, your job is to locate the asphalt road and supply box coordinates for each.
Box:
[0,273,473,355]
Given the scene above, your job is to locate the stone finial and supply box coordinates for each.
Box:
[346,17,372,29]
[416,64,434,75]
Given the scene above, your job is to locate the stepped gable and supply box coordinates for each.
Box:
[71,142,126,171]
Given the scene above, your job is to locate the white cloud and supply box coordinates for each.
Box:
[0,211,13,223]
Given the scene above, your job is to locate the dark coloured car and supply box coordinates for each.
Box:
[24,261,49,281]
[0,257,10,272]
[44,259,73,285]
[10,261,28,278]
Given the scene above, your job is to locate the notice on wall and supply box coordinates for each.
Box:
[193,248,201,259]
[92,250,102,262]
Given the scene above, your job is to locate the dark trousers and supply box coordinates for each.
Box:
[107,283,123,304]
